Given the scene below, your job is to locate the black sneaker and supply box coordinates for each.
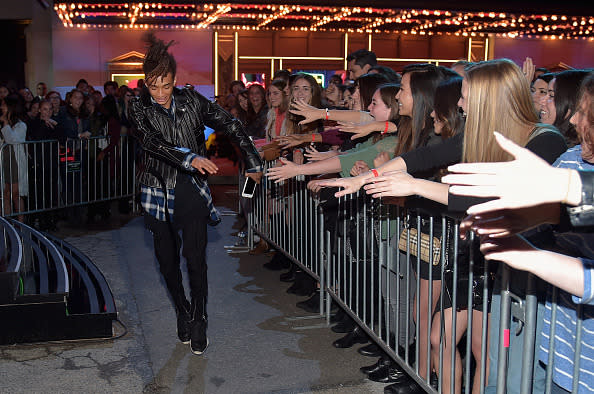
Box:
[190,318,208,355]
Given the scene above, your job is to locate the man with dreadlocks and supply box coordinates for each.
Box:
[129,33,262,355]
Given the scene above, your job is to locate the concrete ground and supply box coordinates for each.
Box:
[0,186,389,393]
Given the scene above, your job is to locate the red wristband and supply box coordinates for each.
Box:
[382,121,389,135]
[312,134,316,143]
[371,169,379,177]
[325,108,329,121]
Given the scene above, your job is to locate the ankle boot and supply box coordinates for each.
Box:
[280,264,299,282]
[296,290,320,313]
[360,355,392,375]
[332,326,369,348]
[264,252,291,270]
[190,297,208,355]
[174,295,192,344]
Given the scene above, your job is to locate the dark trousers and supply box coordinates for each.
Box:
[144,174,210,317]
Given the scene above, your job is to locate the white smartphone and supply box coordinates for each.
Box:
[242,177,257,198]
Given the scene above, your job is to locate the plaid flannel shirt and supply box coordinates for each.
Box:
[140,152,221,225]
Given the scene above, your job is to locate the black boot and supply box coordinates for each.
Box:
[384,378,423,394]
[360,355,392,375]
[190,298,208,355]
[174,295,192,344]
[358,342,383,357]
[331,315,356,333]
[286,271,314,296]
[280,264,299,282]
[333,326,369,348]
[368,362,408,384]
[264,252,290,270]
[296,290,320,313]
[330,307,346,324]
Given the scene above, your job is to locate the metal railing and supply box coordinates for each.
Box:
[0,136,137,218]
[242,162,589,394]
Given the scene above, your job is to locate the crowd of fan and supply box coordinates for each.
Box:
[221,48,594,394]
[0,78,138,228]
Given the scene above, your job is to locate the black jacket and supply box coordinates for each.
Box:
[129,87,262,189]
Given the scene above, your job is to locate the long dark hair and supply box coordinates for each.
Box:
[286,73,322,134]
[143,32,177,83]
[269,79,288,114]
[395,64,447,156]
[371,83,400,143]
[553,70,591,147]
[2,95,26,127]
[433,76,464,140]
[65,88,86,118]
[100,95,120,122]
[355,73,389,111]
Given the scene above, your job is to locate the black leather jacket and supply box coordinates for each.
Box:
[129,87,262,189]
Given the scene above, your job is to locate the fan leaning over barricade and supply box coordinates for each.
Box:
[268,64,456,392]
[128,33,262,356]
[318,59,568,394]
[443,71,594,394]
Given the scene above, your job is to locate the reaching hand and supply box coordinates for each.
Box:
[338,121,384,140]
[522,57,535,82]
[304,145,338,162]
[275,134,307,149]
[289,99,323,125]
[307,179,325,193]
[363,170,416,198]
[266,157,300,182]
[442,131,573,214]
[458,204,561,240]
[479,235,540,270]
[317,176,368,198]
[350,160,370,176]
[191,156,219,175]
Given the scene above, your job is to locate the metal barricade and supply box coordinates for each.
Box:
[0,136,137,218]
[242,167,589,394]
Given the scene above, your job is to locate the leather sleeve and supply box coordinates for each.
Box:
[567,171,594,229]
[128,98,192,168]
[194,92,263,170]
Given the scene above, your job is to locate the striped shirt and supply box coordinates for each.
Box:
[539,145,594,392]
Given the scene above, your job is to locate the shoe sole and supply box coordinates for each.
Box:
[190,338,209,355]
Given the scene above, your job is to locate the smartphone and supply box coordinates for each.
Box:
[242,177,257,198]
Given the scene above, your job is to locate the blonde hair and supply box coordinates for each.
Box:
[462,59,539,163]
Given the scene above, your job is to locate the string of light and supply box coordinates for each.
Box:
[54,2,594,40]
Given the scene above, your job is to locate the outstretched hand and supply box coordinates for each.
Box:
[442,131,573,214]
[289,99,323,125]
[363,170,416,198]
[275,134,307,149]
[458,204,561,240]
[317,176,367,198]
[266,157,300,182]
[338,121,385,140]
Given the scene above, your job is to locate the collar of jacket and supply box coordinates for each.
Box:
[139,87,190,111]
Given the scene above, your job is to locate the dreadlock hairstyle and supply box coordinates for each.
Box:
[143,32,177,84]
